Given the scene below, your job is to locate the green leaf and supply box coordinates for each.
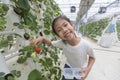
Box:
[7,35,14,41]
[2,3,9,11]
[17,24,24,29]
[17,55,27,64]
[0,39,9,49]
[0,72,5,77]
[13,6,23,15]
[14,33,22,38]
[13,22,19,26]
[7,75,15,80]
[44,30,50,35]
[11,70,21,78]
[0,77,4,80]
[18,0,30,11]
[28,69,47,80]
[23,33,30,40]
[31,53,40,62]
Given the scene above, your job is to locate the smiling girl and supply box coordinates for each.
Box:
[32,15,95,80]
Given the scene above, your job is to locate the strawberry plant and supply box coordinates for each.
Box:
[0,0,62,80]
[0,3,9,31]
[116,22,120,40]
[0,72,5,80]
[0,72,15,80]
[79,18,109,40]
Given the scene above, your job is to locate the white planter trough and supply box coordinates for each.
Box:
[0,53,10,75]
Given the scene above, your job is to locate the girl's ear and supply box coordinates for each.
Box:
[70,21,74,27]
[70,22,75,29]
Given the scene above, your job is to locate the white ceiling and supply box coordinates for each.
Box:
[54,0,80,21]
[54,0,120,21]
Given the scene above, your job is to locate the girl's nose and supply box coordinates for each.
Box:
[62,27,67,32]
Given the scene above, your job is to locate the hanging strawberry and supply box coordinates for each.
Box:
[35,48,41,54]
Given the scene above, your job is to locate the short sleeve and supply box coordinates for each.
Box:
[87,46,95,58]
[85,40,95,58]
[51,40,64,49]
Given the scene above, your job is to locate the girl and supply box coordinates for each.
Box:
[32,15,95,80]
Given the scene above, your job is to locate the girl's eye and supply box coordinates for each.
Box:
[64,23,67,27]
[57,29,61,32]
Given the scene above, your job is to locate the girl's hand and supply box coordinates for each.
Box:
[80,77,85,80]
[31,36,51,46]
[31,37,44,47]
[80,67,90,80]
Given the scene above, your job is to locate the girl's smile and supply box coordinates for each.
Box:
[54,18,75,41]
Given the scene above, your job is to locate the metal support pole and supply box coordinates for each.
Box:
[82,0,89,36]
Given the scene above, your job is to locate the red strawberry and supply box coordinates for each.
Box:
[35,48,41,54]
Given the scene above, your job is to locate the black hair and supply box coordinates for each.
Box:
[52,15,72,35]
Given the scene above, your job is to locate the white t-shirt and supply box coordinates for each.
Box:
[52,38,95,68]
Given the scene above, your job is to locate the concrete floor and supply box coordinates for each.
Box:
[86,38,120,80]
[5,38,120,80]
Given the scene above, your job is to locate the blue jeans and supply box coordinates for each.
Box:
[62,64,78,80]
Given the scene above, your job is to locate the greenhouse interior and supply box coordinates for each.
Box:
[0,0,120,80]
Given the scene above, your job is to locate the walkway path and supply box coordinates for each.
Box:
[85,37,120,80]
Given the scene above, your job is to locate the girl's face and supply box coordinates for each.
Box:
[54,18,75,41]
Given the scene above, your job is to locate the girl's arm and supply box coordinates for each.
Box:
[32,36,52,46]
[80,57,95,80]
[86,57,95,76]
